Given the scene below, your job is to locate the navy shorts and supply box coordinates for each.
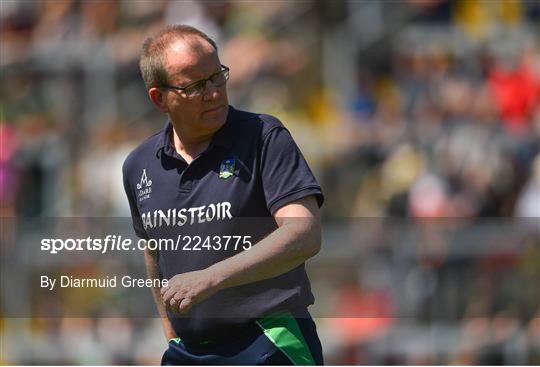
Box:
[161,311,324,365]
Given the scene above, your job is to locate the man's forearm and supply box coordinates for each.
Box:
[144,246,177,340]
[209,217,321,292]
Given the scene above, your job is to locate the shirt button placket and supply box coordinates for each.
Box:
[179,167,193,192]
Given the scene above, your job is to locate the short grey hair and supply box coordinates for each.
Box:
[139,24,218,89]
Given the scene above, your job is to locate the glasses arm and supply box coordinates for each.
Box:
[161,85,186,91]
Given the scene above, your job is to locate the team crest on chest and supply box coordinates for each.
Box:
[219,159,235,180]
[137,169,153,201]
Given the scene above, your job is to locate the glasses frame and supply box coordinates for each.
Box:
[162,64,230,97]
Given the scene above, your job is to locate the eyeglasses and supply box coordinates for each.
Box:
[162,65,230,98]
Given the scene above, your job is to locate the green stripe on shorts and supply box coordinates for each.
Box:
[256,311,315,365]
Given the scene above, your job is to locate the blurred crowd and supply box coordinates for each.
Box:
[323,1,540,220]
[1,0,539,365]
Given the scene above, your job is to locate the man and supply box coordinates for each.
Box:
[122,24,324,365]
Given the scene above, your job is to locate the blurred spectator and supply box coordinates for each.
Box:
[487,39,540,136]
[515,153,540,217]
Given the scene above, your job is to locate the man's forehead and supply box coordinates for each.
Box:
[164,37,219,78]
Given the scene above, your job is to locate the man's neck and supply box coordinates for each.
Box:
[170,125,214,164]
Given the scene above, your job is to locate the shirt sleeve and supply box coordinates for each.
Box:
[260,126,324,215]
[122,163,149,240]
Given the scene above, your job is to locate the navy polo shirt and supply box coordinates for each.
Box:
[122,106,323,342]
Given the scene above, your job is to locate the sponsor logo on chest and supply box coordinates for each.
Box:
[137,169,152,201]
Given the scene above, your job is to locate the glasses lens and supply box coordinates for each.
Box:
[184,81,206,97]
[211,69,229,86]
[182,68,229,97]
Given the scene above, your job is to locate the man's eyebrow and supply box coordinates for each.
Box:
[169,67,222,85]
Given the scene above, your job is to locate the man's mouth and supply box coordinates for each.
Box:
[204,105,223,114]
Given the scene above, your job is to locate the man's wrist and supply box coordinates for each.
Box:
[207,263,229,293]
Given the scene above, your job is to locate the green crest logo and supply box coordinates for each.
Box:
[219,159,235,180]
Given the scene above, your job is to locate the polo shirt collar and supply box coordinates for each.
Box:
[155,105,237,157]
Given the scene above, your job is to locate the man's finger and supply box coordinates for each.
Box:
[178,297,192,314]
[169,297,178,308]
[162,287,177,303]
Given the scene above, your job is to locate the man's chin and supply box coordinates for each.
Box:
[203,104,227,117]
[202,106,228,127]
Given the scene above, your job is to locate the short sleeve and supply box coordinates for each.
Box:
[260,127,324,215]
[122,162,149,240]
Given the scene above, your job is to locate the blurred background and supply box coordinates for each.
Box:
[1,0,539,364]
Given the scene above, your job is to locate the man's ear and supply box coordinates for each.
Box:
[149,87,168,113]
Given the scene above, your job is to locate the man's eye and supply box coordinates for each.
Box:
[187,81,205,93]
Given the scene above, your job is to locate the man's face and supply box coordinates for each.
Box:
[162,38,229,136]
